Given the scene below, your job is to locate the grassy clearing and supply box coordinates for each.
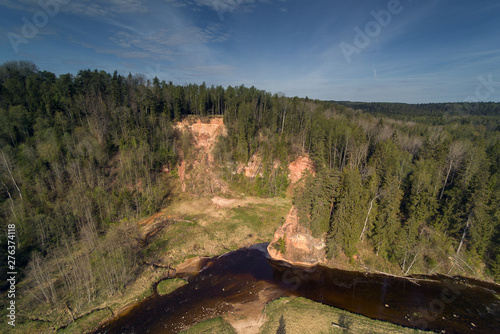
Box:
[260,297,434,334]
[230,201,288,234]
[58,309,114,334]
[156,278,187,296]
[0,308,113,334]
[145,196,291,267]
[179,317,236,334]
[2,319,54,334]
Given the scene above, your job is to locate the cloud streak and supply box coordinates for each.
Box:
[0,0,149,17]
[193,0,254,13]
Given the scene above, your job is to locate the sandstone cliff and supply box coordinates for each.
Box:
[266,155,326,266]
[267,206,327,266]
[174,116,228,194]
[288,155,315,184]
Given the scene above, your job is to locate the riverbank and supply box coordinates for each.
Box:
[3,195,291,334]
[180,296,438,334]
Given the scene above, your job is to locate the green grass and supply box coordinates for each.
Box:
[145,198,290,266]
[179,317,236,334]
[260,297,435,334]
[58,308,113,334]
[136,284,154,301]
[231,205,265,229]
[0,308,113,334]
[156,278,187,296]
[230,203,284,232]
[142,236,169,257]
[1,319,54,334]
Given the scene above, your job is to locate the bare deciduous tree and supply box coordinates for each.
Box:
[0,149,22,199]
[439,141,468,201]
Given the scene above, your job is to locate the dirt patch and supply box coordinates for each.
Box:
[222,282,285,334]
[170,197,228,220]
[139,212,166,226]
[178,159,187,192]
[211,196,238,208]
[175,256,210,277]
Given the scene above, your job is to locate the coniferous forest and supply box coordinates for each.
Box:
[1,61,500,326]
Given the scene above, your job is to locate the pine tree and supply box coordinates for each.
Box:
[328,166,366,258]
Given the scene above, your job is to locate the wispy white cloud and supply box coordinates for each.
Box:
[0,0,34,11]
[184,64,234,78]
[63,13,235,82]
[193,0,254,13]
[69,0,149,16]
[98,21,229,58]
[189,0,283,19]
[75,29,183,61]
[0,0,149,17]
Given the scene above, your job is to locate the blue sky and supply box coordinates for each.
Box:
[1,0,500,103]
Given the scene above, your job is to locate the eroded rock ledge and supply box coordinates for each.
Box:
[267,206,327,267]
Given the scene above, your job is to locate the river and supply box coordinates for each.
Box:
[94,243,500,334]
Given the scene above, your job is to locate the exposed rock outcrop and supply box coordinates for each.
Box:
[174,116,228,194]
[237,154,263,178]
[175,117,226,152]
[288,155,315,184]
[267,206,327,266]
[267,155,325,266]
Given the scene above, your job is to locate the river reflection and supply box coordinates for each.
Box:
[95,243,500,334]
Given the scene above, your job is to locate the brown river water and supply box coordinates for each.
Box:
[94,244,500,334]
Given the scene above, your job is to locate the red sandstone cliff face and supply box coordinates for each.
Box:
[288,155,315,184]
[175,117,226,156]
[267,206,327,266]
[174,117,228,194]
[180,118,226,156]
[267,155,327,265]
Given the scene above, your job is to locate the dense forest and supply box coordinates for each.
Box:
[334,101,500,126]
[1,61,500,321]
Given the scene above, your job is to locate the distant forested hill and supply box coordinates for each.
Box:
[333,101,500,127]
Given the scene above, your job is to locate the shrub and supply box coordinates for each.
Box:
[273,235,287,254]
